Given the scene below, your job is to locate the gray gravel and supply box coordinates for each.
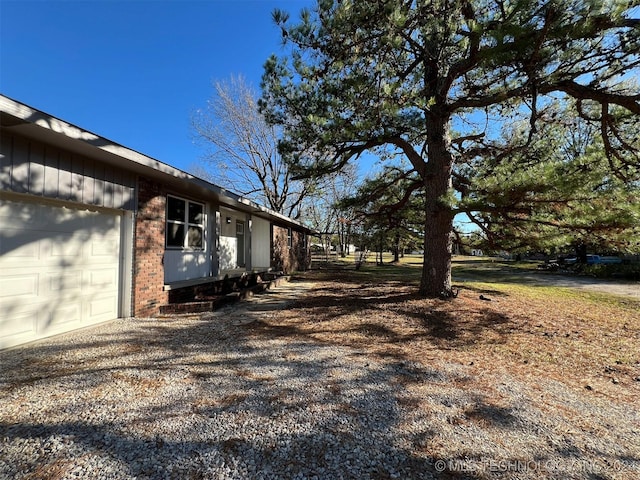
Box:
[1,281,639,480]
[1,284,440,479]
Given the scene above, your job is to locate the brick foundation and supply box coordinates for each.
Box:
[167,282,222,304]
[158,274,290,315]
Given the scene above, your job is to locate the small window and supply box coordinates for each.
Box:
[287,227,292,248]
[166,196,205,249]
[188,202,204,224]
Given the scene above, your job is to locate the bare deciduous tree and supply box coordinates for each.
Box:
[192,75,309,218]
[301,164,359,259]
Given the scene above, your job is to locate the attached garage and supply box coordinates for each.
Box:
[1,94,137,349]
[0,195,129,349]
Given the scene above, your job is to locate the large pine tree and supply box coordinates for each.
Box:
[261,0,639,297]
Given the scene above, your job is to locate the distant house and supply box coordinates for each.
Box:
[0,95,311,349]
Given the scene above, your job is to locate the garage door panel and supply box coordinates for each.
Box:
[88,268,118,289]
[90,238,119,258]
[59,211,89,231]
[0,232,40,261]
[90,211,120,228]
[0,273,39,298]
[0,202,93,231]
[46,271,82,293]
[50,234,83,258]
[0,197,123,349]
[48,304,82,330]
[43,205,90,232]
[1,309,39,343]
[87,295,118,320]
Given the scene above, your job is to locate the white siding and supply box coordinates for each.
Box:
[219,236,237,271]
[163,250,209,283]
[219,207,243,271]
[251,216,271,269]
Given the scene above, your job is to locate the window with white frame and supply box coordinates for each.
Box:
[287,227,292,248]
[166,195,205,249]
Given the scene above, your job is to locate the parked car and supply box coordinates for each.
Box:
[593,255,623,264]
[564,255,622,265]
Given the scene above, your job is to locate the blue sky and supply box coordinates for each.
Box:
[1,0,313,174]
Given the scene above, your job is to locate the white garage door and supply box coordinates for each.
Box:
[0,197,122,349]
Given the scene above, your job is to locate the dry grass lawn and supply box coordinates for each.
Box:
[279,263,639,399]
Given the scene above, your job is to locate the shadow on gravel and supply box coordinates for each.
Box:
[274,280,513,350]
[0,318,461,479]
[0,293,456,479]
[2,276,638,480]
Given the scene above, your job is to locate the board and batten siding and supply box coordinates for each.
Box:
[0,131,135,211]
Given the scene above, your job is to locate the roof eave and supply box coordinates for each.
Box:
[0,94,314,233]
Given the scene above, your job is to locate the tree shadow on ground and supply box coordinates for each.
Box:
[0,272,528,480]
[0,317,479,479]
[275,280,513,351]
[1,276,638,479]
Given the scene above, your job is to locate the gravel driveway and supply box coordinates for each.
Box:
[1,279,638,479]
[2,282,435,479]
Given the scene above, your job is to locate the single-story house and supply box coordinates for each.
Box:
[0,94,312,349]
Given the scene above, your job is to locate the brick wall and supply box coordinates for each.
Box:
[292,230,311,271]
[272,225,310,274]
[134,176,168,317]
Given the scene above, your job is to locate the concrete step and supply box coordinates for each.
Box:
[158,275,290,316]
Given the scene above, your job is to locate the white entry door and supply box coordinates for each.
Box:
[0,196,122,349]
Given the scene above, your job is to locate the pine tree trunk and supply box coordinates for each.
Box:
[419,115,454,297]
[393,231,400,263]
